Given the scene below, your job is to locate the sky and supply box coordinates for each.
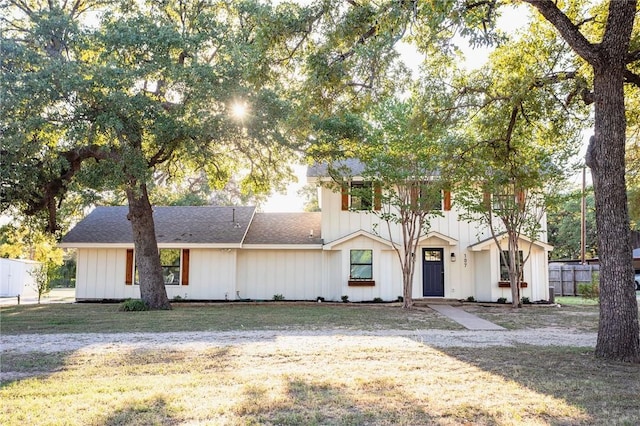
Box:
[262,5,533,212]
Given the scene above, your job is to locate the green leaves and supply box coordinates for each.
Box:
[2,0,306,231]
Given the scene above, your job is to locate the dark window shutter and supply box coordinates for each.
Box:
[374,182,382,210]
[443,190,452,211]
[181,249,190,286]
[125,249,134,285]
[341,183,349,211]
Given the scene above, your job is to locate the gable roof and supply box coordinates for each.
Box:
[468,233,554,252]
[243,212,322,246]
[60,206,255,247]
[323,230,395,250]
[418,231,458,246]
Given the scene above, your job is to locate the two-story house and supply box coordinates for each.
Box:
[60,162,552,303]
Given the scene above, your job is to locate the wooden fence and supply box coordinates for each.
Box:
[548,264,599,296]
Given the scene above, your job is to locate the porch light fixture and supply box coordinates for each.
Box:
[450,253,456,262]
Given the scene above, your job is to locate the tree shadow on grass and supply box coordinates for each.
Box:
[0,351,69,386]
[234,375,500,425]
[440,345,640,424]
[100,395,178,426]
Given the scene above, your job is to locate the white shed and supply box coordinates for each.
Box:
[0,258,41,299]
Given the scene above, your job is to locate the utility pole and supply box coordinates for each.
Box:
[581,166,586,264]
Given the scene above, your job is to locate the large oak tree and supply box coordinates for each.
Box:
[519,0,640,362]
[1,0,302,308]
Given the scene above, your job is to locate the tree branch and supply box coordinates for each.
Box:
[523,0,600,66]
[25,145,113,232]
[627,49,640,64]
[624,69,640,88]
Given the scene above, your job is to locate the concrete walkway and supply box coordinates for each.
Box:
[428,304,506,330]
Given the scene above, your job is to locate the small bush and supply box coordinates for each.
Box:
[578,282,599,300]
[397,295,404,303]
[521,297,531,305]
[119,299,148,312]
[373,297,383,303]
[272,294,285,301]
[497,297,507,304]
[341,295,349,303]
[466,296,476,302]
[316,296,325,302]
[172,295,183,301]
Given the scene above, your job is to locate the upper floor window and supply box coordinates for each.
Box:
[485,189,526,212]
[350,181,373,210]
[408,183,451,212]
[341,180,381,211]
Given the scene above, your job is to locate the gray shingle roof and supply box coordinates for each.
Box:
[243,212,322,245]
[307,159,441,179]
[307,159,366,177]
[61,206,255,245]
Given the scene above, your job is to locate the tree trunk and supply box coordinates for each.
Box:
[125,181,171,310]
[508,232,522,308]
[588,67,640,362]
[402,260,414,309]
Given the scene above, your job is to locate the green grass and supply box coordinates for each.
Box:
[556,296,600,306]
[0,303,464,334]
[2,343,639,425]
[2,301,640,425]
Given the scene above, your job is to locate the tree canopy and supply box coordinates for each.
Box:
[1,0,306,307]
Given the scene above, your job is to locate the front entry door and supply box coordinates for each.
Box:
[423,248,444,297]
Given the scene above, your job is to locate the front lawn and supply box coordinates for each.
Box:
[2,341,639,425]
[3,301,639,425]
[0,302,463,334]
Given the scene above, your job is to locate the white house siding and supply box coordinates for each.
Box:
[529,249,550,301]
[320,188,381,243]
[319,187,493,246]
[186,249,236,300]
[321,186,494,300]
[473,250,493,302]
[473,242,550,303]
[236,249,323,301]
[323,250,343,301]
[327,235,400,302]
[76,248,136,300]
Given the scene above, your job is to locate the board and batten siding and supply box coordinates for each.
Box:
[477,242,550,303]
[76,248,138,300]
[185,249,236,300]
[329,235,401,302]
[236,249,323,301]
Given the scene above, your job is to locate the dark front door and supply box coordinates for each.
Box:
[423,248,444,297]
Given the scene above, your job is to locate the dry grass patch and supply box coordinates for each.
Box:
[3,335,634,425]
[461,302,601,331]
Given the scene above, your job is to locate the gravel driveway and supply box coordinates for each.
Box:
[1,327,597,355]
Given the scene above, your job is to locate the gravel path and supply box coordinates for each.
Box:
[1,327,596,354]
